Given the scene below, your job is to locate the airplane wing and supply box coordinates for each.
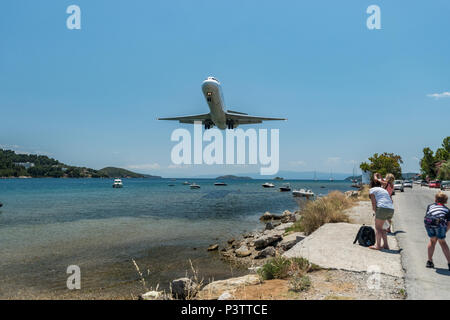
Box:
[225,111,286,125]
[158,113,211,124]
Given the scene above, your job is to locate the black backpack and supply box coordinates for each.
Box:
[353,225,375,247]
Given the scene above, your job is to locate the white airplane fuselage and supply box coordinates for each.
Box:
[201,78,227,129]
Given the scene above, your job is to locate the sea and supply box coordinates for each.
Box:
[0,178,353,299]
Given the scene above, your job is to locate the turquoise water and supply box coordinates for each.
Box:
[0,178,352,299]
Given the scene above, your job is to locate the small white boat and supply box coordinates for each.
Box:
[183,181,190,185]
[190,183,201,189]
[262,182,275,188]
[292,188,314,198]
[112,179,123,188]
[279,183,291,192]
[214,182,227,186]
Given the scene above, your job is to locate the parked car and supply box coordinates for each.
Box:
[403,180,413,188]
[394,180,404,192]
[441,181,450,191]
[421,180,429,187]
[414,180,422,185]
[429,180,441,188]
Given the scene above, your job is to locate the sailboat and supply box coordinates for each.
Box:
[313,170,318,181]
[329,170,334,182]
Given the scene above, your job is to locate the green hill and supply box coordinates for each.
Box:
[0,149,162,179]
[98,167,161,179]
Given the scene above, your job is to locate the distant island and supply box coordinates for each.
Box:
[0,149,161,179]
[215,175,252,180]
[98,167,161,179]
[344,175,362,182]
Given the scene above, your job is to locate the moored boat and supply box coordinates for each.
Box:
[112,179,123,188]
[190,183,201,189]
[292,188,314,198]
[262,182,275,188]
[214,182,227,186]
[279,183,291,192]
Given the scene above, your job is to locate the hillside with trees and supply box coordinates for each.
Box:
[420,136,450,180]
[0,149,153,178]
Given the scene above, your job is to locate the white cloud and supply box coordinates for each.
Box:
[127,163,160,170]
[427,92,450,99]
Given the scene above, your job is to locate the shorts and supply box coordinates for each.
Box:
[425,225,447,239]
[375,207,394,220]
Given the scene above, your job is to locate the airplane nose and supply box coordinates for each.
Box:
[202,80,218,93]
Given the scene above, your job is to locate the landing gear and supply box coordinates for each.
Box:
[204,120,213,130]
[226,120,235,130]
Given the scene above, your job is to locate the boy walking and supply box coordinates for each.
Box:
[424,192,450,269]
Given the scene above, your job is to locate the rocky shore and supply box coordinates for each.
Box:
[139,190,406,301]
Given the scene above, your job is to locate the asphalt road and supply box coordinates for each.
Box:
[393,185,450,299]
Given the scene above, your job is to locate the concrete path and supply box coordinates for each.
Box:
[283,222,403,277]
[393,186,450,299]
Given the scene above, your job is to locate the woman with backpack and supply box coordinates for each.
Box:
[424,192,450,270]
[373,173,395,233]
[369,178,395,250]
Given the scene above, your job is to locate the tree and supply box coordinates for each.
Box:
[420,147,436,179]
[360,152,403,179]
[420,136,450,179]
[437,161,450,180]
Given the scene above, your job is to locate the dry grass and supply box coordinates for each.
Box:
[287,191,353,235]
[358,185,370,201]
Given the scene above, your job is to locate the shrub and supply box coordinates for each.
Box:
[289,274,311,292]
[258,257,313,280]
[288,191,352,235]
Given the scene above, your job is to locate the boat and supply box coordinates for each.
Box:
[182,181,190,185]
[168,184,175,187]
[292,189,314,198]
[262,182,275,188]
[214,182,227,186]
[112,179,123,188]
[0,202,3,208]
[279,183,291,192]
[190,183,201,189]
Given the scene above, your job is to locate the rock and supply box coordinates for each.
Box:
[218,292,234,300]
[198,275,261,299]
[278,232,305,251]
[139,290,164,300]
[254,234,282,249]
[265,222,274,230]
[255,246,276,259]
[235,245,252,257]
[171,277,198,299]
[283,223,403,278]
[227,238,235,244]
[345,190,360,198]
[207,244,219,251]
[260,211,273,221]
[281,210,297,223]
[274,222,294,231]
[262,229,284,237]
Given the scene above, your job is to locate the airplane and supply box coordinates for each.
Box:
[158,77,287,130]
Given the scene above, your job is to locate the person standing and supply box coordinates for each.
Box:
[424,192,450,270]
[369,179,395,250]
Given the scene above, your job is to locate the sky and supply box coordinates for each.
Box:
[1,0,449,178]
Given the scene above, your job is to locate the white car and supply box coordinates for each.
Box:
[394,180,404,192]
[403,180,413,188]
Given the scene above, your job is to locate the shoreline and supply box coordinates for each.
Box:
[140,189,406,300]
